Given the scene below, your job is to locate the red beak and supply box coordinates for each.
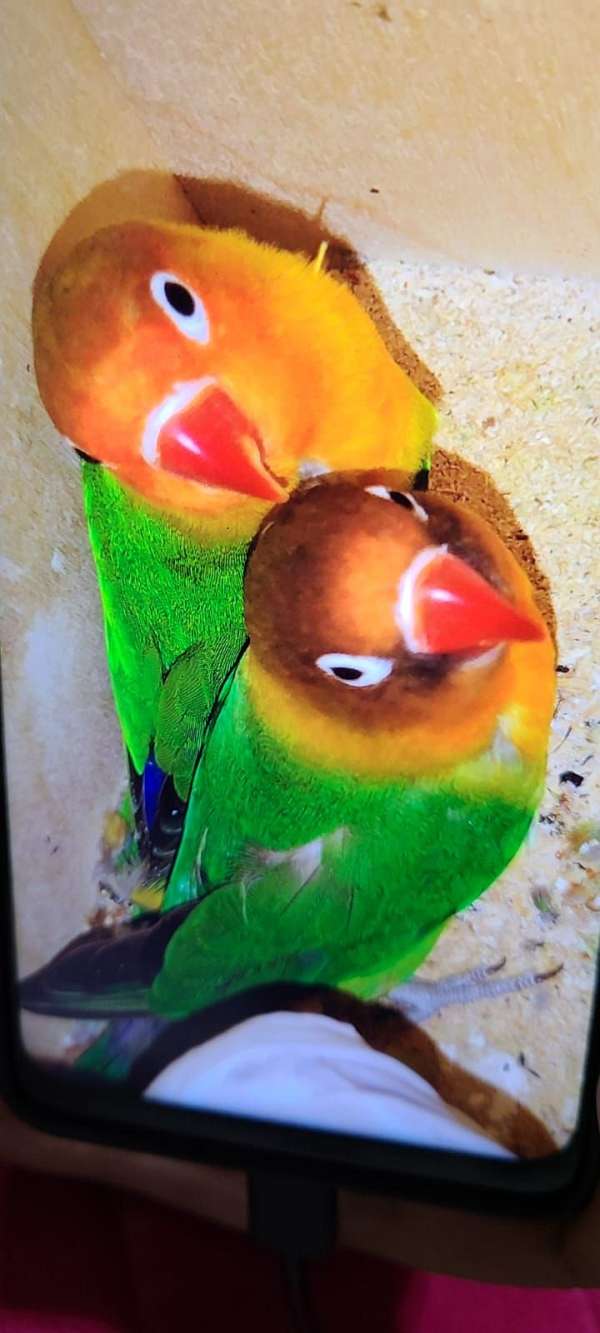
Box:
[157,386,287,503]
[402,547,545,654]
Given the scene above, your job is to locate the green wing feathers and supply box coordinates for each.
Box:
[82,463,247,796]
[154,672,537,1015]
[152,786,534,1018]
[152,830,361,1017]
[154,643,220,800]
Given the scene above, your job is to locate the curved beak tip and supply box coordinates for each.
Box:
[156,387,286,503]
[411,550,545,654]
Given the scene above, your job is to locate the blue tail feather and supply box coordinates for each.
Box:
[142,754,167,833]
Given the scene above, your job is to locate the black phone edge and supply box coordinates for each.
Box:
[1,688,599,1222]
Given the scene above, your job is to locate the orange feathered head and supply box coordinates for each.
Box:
[32,221,435,521]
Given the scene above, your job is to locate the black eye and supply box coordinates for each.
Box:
[365,485,429,522]
[150,271,210,343]
[315,653,394,687]
[164,281,195,317]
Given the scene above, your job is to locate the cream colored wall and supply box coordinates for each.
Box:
[2,0,195,976]
[59,0,600,274]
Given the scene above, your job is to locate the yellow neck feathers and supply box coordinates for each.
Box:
[243,634,555,793]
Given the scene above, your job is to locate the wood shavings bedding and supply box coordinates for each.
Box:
[371,256,599,1149]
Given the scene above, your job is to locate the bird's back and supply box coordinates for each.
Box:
[81,462,247,796]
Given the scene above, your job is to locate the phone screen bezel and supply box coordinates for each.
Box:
[1,707,599,1220]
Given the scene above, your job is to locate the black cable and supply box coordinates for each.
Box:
[248,1170,337,1333]
[281,1253,321,1333]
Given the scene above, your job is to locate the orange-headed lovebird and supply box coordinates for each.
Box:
[33,223,436,871]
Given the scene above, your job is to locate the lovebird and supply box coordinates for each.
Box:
[32,222,436,872]
[21,471,555,1039]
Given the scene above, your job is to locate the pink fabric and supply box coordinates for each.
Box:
[0,1164,599,1332]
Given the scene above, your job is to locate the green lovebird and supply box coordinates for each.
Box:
[32,222,436,877]
[20,471,555,1048]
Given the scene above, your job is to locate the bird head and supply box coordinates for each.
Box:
[244,471,551,776]
[33,222,434,528]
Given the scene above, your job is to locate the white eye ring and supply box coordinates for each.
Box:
[365,486,428,522]
[149,271,210,344]
[315,653,394,687]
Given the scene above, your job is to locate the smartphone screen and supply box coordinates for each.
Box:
[2,235,598,1186]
